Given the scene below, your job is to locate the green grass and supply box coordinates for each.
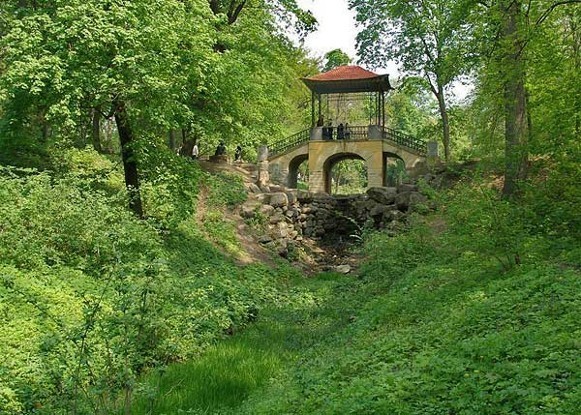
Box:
[126,272,357,414]
[130,340,281,414]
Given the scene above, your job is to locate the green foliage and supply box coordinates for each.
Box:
[222,179,580,415]
[322,48,351,71]
[330,158,367,195]
[0,163,281,414]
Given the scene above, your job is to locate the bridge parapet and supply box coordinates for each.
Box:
[268,126,426,160]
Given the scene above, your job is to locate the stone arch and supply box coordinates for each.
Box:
[323,152,367,194]
[383,152,405,186]
[288,154,309,188]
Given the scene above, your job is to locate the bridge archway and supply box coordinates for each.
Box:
[288,154,309,189]
[323,152,367,194]
[383,152,406,187]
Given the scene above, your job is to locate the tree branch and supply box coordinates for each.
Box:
[536,1,581,26]
[227,0,247,24]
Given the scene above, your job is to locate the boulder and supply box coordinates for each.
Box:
[397,183,418,193]
[395,191,428,211]
[254,193,269,203]
[269,192,289,208]
[240,205,257,219]
[259,204,275,216]
[366,187,398,204]
[246,183,261,193]
[370,204,392,217]
[269,184,285,192]
[269,213,286,224]
[258,235,273,244]
[285,191,297,204]
[334,265,351,274]
[297,190,313,203]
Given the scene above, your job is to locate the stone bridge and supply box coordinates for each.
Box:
[268,125,432,193]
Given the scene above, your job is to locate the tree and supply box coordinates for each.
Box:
[350,0,475,162]
[0,0,215,216]
[473,0,580,197]
[323,48,351,71]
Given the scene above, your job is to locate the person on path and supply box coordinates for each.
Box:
[215,141,226,156]
[191,142,199,160]
[234,145,242,161]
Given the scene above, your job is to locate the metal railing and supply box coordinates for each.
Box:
[268,125,427,158]
[268,128,310,157]
[382,127,427,155]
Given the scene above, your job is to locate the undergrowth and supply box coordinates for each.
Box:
[0,147,281,415]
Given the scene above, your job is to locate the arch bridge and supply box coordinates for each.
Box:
[268,125,428,193]
[267,66,431,193]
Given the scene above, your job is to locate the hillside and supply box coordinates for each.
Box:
[1,147,580,414]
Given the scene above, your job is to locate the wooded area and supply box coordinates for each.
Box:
[0,0,579,414]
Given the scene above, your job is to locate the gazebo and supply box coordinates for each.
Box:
[302,65,392,130]
[264,65,428,193]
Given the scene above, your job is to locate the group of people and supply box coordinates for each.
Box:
[186,141,243,161]
[318,117,351,140]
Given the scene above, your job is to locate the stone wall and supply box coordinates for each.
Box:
[240,184,430,257]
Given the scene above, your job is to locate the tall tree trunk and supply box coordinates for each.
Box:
[435,84,451,163]
[168,129,176,150]
[500,0,528,199]
[113,98,144,218]
[92,107,102,153]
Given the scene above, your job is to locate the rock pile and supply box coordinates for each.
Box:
[240,184,430,258]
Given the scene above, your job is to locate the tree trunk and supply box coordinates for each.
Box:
[113,98,144,218]
[435,84,451,163]
[92,107,102,153]
[168,129,176,150]
[500,0,528,199]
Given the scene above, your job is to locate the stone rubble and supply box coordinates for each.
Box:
[242,182,432,260]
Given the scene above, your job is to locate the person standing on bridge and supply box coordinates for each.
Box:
[345,123,351,139]
[327,120,334,140]
[337,123,345,139]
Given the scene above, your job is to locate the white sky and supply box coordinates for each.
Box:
[295,0,358,60]
[294,0,400,79]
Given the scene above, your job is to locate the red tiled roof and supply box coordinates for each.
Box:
[305,65,380,81]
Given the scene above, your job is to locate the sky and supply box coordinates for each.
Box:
[295,0,359,61]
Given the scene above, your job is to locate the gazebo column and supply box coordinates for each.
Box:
[381,90,386,128]
[311,91,315,126]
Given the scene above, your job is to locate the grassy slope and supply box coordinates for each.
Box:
[131,183,580,415]
[2,147,579,414]
[0,148,294,415]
